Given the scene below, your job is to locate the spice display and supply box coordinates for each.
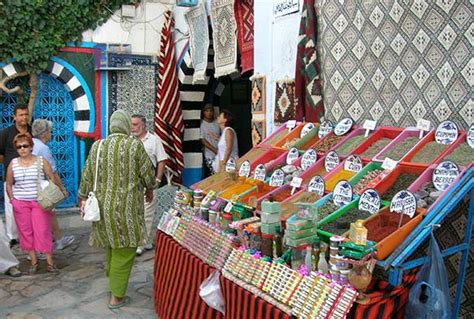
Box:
[414,182,442,209]
[283,138,300,149]
[302,167,327,184]
[313,135,344,154]
[325,170,356,192]
[320,208,372,235]
[443,144,474,167]
[238,148,266,165]
[271,188,293,202]
[381,173,418,201]
[383,137,419,160]
[265,129,290,146]
[219,177,258,199]
[335,135,367,156]
[353,169,383,194]
[360,138,392,158]
[281,191,321,219]
[365,209,413,242]
[240,183,275,206]
[411,141,450,164]
[317,200,340,220]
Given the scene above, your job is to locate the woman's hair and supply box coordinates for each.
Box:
[201,103,214,120]
[32,119,52,138]
[220,109,234,127]
[13,133,34,149]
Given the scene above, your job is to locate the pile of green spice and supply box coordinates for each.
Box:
[443,144,474,167]
[320,207,372,235]
[313,135,344,153]
[360,138,392,158]
[411,141,450,164]
[383,136,419,160]
[317,200,340,220]
[382,173,418,201]
[335,135,368,156]
[353,169,383,194]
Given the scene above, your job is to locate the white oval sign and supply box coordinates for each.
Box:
[333,180,353,207]
[325,151,340,172]
[308,175,325,196]
[390,190,417,218]
[432,161,459,191]
[225,158,236,172]
[344,155,363,173]
[253,164,266,181]
[334,118,354,136]
[269,169,285,187]
[300,123,315,138]
[286,147,300,165]
[358,189,381,215]
[318,121,333,139]
[435,120,458,145]
[468,124,474,149]
[239,160,251,177]
[301,149,317,171]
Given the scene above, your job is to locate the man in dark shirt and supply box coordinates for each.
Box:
[0,104,31,246]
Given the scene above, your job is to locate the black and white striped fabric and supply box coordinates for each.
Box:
[11,157,45,200]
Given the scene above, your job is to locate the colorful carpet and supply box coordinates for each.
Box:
[251,119,265,147]
[185,1,209,83]
[318,1,473,128]
[274,79,297,124]
[251,74,266,114]
[234,0,254,73]
[210,0,238,77]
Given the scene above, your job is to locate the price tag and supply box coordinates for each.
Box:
[225,158,236,172]
[468,124,474,149]
[358,189,381,214]
[269,169,285,187]
[301,149,317,171]
[381,157,398,171]
[334,118,354,136]
[286,147,300,165]
[435,120,458,145]
[344,155,363,173]
[432,161,459,191]
[290,177,303,195]
[224,201,233,213]
[363,120,377,137]
[308,175,325,196]
[318,121,333,139]
[238,160,251,177]
[390,190,417,218]
[287,120,297,132]
[253,164,266,181]
[333,180,353,207]
[300,123,315,138]
[325,151,340,172]
[416,118,431,139]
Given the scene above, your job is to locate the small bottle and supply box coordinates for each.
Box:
[305,246,313,271]
[312,242,320,270]
[317,243,329,274]
[273,230,283,258]
[349,220,368,246]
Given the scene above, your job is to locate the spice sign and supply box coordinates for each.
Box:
[318,120,333,139]
[382,157,398,171]
[432,161,459,191]
[273,0,300,19]
[363,120,377,137]
[286,147,300,165]
[269,169,285,187]
[301,149,317,170]
[225,158,236,173]
[358,189,381,215]
[390,190,417,218]
[435,120,458,145]
[300,122,315,138]
[334,118,353,136]
[468,124,474,149]
[254,164,266,181]
[224,201,233,213]
[239,160,251,177]
[333,180,353,207]
[287,120,297,132]
[325,151,340,172]
[344,155,363,173]
[416,118,431,139]
[308,175,325,196]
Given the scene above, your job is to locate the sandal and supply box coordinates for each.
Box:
[29,263,38,274]
[108,296,131,309]
[46,263,59,273]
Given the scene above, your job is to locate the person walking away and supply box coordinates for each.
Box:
[0,216,22,277]
[131,114,167,256]
[212,109,239,173]
[79,110,156,309]
[5,133,64,273]
[0,104,31,247]
[200,104,220,177]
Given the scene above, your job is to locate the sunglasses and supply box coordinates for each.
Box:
[16,144,31,149]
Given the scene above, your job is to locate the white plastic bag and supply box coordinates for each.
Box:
[83,192,100,222]
[200,270,225,314]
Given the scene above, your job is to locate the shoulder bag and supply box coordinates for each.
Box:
[36,157,67,211]
[83,140,103,222]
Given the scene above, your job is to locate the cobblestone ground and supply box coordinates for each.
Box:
[0,228,157,319]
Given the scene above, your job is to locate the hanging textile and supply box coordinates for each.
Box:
[234,0,254,73]
[251,120,265,146]
[294,0,324,122]
[250,74,266,146]
[185,1,210,83]
[210,0,238,77]
[274,79,297,125]
[155,11,185,183]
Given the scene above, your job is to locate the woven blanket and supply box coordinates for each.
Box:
[251,75,266,114]
[318,1,473,128]
[234,0,254,73]
[295,0,324,122]
[251,119,265,147]
[274,79,297,124]
[211,0,238,77]
[185,1,209,83]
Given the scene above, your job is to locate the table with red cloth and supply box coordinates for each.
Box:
[154,231,292,319]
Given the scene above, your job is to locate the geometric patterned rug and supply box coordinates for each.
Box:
[318,0,473,129]
[274,79,297,124]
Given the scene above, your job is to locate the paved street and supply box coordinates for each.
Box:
[0,214,157,319]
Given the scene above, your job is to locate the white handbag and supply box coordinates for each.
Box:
[84,141,103,222]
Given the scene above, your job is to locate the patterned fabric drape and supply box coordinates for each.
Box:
[155,11,184,183]
[274,79,297,125]
[234,0,254,73]
[251,74,266,146]
[185,1,209,83]
[295,0,324,122]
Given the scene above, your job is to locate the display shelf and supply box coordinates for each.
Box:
[373,127,431,162]
[351,126,403,162]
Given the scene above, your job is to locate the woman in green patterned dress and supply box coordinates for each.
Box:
[79,110,156,309]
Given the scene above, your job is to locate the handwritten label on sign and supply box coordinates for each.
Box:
[432,161,459,191]
[382,157,398,171]
[239,160,251,177]
[287,120,297,131]
[300,123,315,138]
[334,118,354,136]
[363,120,377,137]
[390,190,417,218]
[308,176,325,196]
[225,158,236,172]
[269,169,285,187]
[333,180,353,207]
[468,124,474,149]
[301,149,317,171]
[224,201,233,213]
[416,119,431,139]
[435,120,458,145]
[286,147,300,165]
[253,164,266,181]
[325,151,340,172]
[273,0,300,19]
[344,155,363,173]
[358,189,381,215]
[318,121,333,139]
[290,176,303,188]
